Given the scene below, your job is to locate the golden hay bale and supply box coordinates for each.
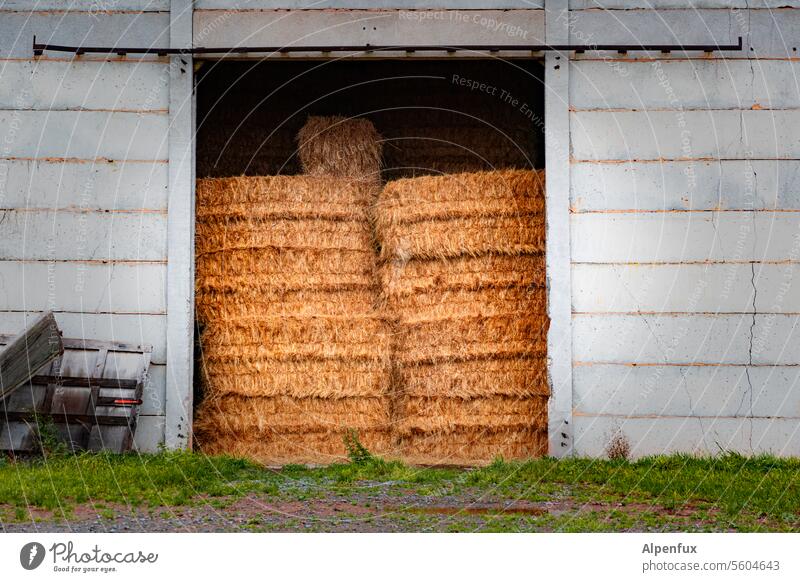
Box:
[196,218,374,255]
[375,169,545,261]
[200,315,391,362]
[378,195,543,226]
[399,357,549,399]
[197,247,376,279]
[197,175,378,211]
[399,429,547,465]
[297,116,383,179]
[379,254,546,297]
[376,169,545,225]
[196,289,379,322]
[394,342,546,366]
[194,171,394,465]
[198,201,371,223]
[396,396,548,435]
[387,286,546,321]
[195,429,397,466]
[197,274,376,295]
[195,394,392,434]
[371,168,550,463]
[201,359,391,399]
[395,314,549,364]
[378,215,545,262]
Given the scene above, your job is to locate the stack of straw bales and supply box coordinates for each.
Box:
[376,169,549,465]
[194,116,393,464]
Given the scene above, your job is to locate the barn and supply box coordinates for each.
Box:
[2,0,799,460]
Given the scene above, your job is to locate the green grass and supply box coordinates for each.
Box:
[0,451,268,510]
[464,453,800,518]
[0,451,798,531]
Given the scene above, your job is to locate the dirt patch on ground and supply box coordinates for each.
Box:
[1,484,736,533]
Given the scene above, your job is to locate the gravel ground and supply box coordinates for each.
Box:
[1,481,731,533]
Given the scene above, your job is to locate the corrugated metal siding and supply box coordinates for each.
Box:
[569,3,800,457]
[0,1,169,450]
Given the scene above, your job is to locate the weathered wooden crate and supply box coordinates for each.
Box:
[0,336,152,454]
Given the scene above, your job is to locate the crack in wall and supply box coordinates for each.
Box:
[746,211,758,451]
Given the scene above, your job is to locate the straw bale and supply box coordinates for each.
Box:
[377,196,543,226]
[197,175,377,212]
[297,116,383,179]
[380,254,546,297]
[197,247,375,279]
[196,218,374,255]
[387,286,546,321]
[200,316,390,362]
[383,160,524,181]
[396,396,548,434]
[195,394,391,434]
[394,342,546,366]
[196,429,397,466]
[201,360,391,399]
[375,169,545,260]
[378,215,545,261]
[199,201,371,223]
[399,428,547,465]
[376,169,545,225]
[372,168,550,463]
[395,314,549,364]
[196,271,377,301]
[399,357,548,399]
[196,289,379,322]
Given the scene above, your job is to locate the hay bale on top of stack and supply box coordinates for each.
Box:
[376,169,549,465]
[194,116,393,464]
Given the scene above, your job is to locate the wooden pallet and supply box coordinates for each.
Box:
[0,312,63,401]
[0,336,152,454]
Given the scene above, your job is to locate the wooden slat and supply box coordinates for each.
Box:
[4,412,134,427]
[573,313,800,365]
[571,212,800,263]
[1,335,151,453]
[572,110,800,161]
[0,422,35,452]
[0,1,169,10]
[29,375,139,389]
[1,388,140,418]
[571,60,800,111]
[0,12,169,59]
[574,416,800,458]
[0,111,169,160]
[0,211,167,261]
[0,315,165,365]
[0,61,169,111]
[0,262,167,314]
[570,160,800,212]
[566,8,800,59]
[572,263,800,314]
[0,160,168,211]
[574,364,800,418]
[0,312,62,401]
[193,9,546,49]
[133,415,165,451]
[570,1,800,8]
[196,1,544,7]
